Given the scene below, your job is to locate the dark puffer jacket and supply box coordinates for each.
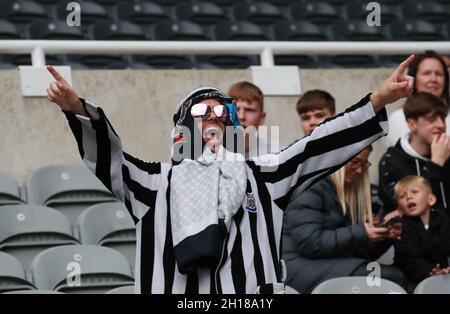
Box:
[282,177,391,293]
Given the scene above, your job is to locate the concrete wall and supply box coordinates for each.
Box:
[0,68,403,185]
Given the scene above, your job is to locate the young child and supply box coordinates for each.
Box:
[394,176,450,285]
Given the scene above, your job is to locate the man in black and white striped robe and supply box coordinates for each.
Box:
[46,56,415,294]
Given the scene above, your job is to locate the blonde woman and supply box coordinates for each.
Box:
[282,146,405,293]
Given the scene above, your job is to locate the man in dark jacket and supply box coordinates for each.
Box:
[379,92,450,214]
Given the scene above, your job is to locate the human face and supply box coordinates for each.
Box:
[236,99,266,130]
[344,148,371,184]
[299,108,333,135]
[407,114,446,145]
[193,98,226,151]
[396,183,436,217]
[415,58,445,98]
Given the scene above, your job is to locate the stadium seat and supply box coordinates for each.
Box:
[0,171,24,205]
[3,289,64,294]
[414,274,450,294]
[332,20,390,41]
[403,0,450,23]
[320,55,380,68]
[346,2,400,25]
[146,0,180,5]
[274,55,318,68]
[0,20,22,39]
[56,0,110,25]
[105,285,134,294]
[213,21,268,41]
[0,205,79,272]
[66,54,130,69]
[131,55,194,69]
[232,2,285,25]
[152,20,209,40]
[196,55,259,69]
[0,251,35,293]
[390,20,445,41]
[0,0,48,23]
[30,245,134,293]
[272,21,330,41]
[28,20,85,40]
[90,21,146,40]
[175,2,227,25]
[376,245,395,265]
[291,2,342,25]
[116,1,169,25]
[76,202,136,268]
[311,277,406,294]
[26,165,117,225]
[1,54,63,66]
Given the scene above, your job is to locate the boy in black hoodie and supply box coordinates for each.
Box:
[393,176,450,285]
[379,92,450,214]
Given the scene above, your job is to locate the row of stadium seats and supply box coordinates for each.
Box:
[1,0,449,27]
[0,246,135,293]
[2,19,448,42]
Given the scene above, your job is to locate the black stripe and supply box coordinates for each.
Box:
[230,208,246,294]
[90,108,112,191]
[124,196,139,225]
[214,232,229,294]
[64,111,85,159]
[124,152,161,175]
[163,169,175,294]
[248,210,266,286]
[140,206,155,294]
[122,165,158,208]
[252,171,281,282]
[185,271,199,294]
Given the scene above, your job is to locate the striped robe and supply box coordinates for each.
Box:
[64,93,388,294]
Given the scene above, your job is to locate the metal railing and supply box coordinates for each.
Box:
[1,40,450,67]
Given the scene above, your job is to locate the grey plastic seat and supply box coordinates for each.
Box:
[0,205,79,272]
[414,275,450,294]
[403,0,450,23]
[105,285,135,294]
[291,2,342,25]
[90,21,146,40]
[0,0,48,23]
[3,290,63,294]
[0,252,35,293]
[213,21,268,41]
[0,20,22,39]
[30,245,134,293]
[76,202,136,269]
[390,20,445,41]
[376,245,395,265]
[152,20,209,41]
[26,165,117,225]
[272,21,330,41]
[175,2,227,25]
[28,20,85,40]
[311,277,406,294]
[232,1,284,25]
[116,1,169,25]
[56,0,110,25]
[346,1,399,25]
[332,20,390,41]
[0,171,23,205]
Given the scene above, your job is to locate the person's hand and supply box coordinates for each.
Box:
[364,223,389,242]
[46,65,88,117]
[370,55,415,112]
[431,133,450,167]
[430,264,450,276]
[383,209,402,240]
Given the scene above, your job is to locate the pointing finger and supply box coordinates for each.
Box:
[47,65,66,83]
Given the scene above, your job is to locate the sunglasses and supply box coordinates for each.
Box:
[190,103,229,122]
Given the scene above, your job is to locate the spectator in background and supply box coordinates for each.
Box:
[283,146,405,294]
[394,176,450,286]
[388,51,450,145]
[295,90,336,135]
[228,81,276,157]
[379,92,450,214]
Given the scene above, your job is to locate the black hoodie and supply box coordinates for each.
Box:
[378,137,450,214]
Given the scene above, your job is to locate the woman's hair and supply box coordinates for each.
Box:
[330,146,373,225]
[408,50,450,106]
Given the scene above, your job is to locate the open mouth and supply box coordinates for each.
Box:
[407,202,417,211]
[203,125,221,142]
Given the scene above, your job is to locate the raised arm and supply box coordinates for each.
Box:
[249,55,415,210]
[47,66,162,222]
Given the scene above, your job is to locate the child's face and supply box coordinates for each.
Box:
[396,183,436,217]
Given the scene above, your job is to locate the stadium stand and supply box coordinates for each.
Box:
[75,202,136,270]
[311,277,407,294]
[0,171,24,205]
[414,275,450,294]
[0,205,79,272]
[26,165,117,226]
[0,251,35,293]
[30,245,134,293]
[105,285,134,294]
